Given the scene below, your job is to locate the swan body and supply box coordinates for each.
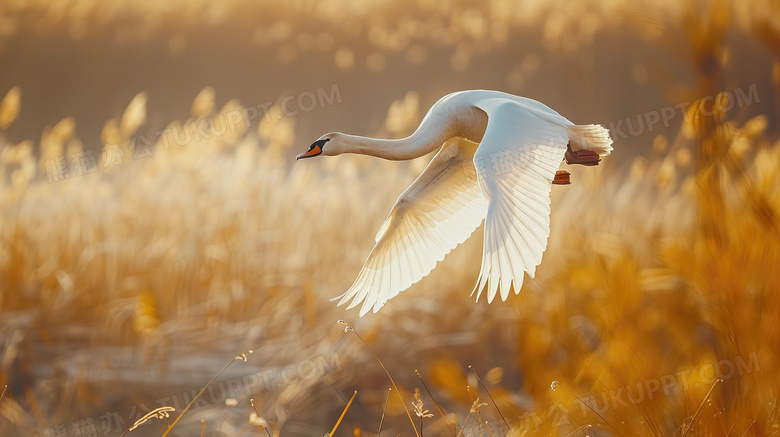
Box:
[298,90,613,315]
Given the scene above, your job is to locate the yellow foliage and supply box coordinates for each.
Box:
[119,92,148,138]
[429,359,470,404]
[134,289,161,335]
[0,0,778,435]
[0,87,21,130]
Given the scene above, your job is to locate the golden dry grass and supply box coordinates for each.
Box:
[1,0,779,436]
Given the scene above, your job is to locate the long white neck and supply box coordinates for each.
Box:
[340,113,456,161]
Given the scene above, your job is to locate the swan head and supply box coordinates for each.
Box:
[297,133,351,160]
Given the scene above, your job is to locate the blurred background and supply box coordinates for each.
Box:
[0,0,779,435]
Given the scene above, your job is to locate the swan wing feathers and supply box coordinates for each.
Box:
[471,99,568,303]
[333,137,489,316]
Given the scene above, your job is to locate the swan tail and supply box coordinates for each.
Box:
[567,124,613,156]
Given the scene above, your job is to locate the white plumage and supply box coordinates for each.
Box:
[297,90,613,316]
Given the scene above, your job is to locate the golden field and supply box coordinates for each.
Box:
[0,0,779,435]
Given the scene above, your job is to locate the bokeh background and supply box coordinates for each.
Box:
[1,0,779,435]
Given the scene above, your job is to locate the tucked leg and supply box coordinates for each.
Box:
[552,170,571,185]
[564,142,601,166]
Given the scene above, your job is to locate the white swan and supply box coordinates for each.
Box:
[297,90,613,316]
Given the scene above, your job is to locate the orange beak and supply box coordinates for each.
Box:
[296,143,323,160]
[297,138,330,160]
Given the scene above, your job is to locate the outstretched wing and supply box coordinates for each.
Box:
[471,99,569,303]
[334,137,489,315]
